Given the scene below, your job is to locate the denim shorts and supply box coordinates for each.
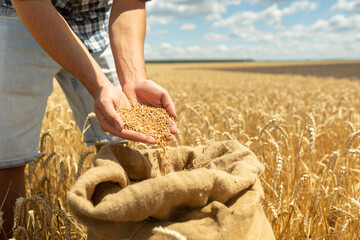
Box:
[0,7,126,168]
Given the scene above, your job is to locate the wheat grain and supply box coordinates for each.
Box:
[345,121,356,133]
[57,210,71,240]
[27,155,42,186]
[57,161,65,193]
[327,151,339,171]
[337,166,346,187]
[27,210,35,230]
[344,131,360,157]
[259,118,279,139]
[341,219,350,234]
[291,174,309,205]
[269,138,280,153]
[118,103,174,174]
[274,154,283,180]
[39,131,53,153]
[267,201,278,219]
[349,198,360,210]
[76,151,94,180]
[42,152,56,169]
[277,182,284,208]
[13,197,25,230]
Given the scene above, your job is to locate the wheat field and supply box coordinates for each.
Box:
[2,62,360,239]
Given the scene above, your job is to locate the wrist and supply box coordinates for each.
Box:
[121,77,147,92]
[90,74,113,99]
[117,60,147,87]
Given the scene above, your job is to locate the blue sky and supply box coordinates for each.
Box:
[144,0,360,61]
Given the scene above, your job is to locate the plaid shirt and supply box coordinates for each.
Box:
[1,0,149,53]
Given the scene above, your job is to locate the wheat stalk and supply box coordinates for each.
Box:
[11,63,360,239]
[267,201,279,219]
[291,174,309,206]
[76,151,94,180]
[344,131,360,157]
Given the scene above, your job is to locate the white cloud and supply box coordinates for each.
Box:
[232,27,276,42]
[204,32,228,41]
[159,43,172,49]
[180,23,196,30]
[181,14,360,60]
[273,14,360,49]
[328,14,360,31]
[146,0,241,25]
[331,0,360,12]
[356,33,360,40]
[155,30,169,35]
[145,38,360,60]
[213,1,318,29]
[282,0,317,15]
[187,46,202,53]
[215,44,230,52]
[249,0,285,3]
[144,0,360,60]
[211,1,360,46]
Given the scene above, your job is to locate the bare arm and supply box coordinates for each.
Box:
[109,0,178,135]
[109,0,147,87]
[12,0,107,97]
[11,0,156,143]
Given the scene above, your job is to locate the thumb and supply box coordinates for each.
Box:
[96,99,123,131]
[161,91,177,120]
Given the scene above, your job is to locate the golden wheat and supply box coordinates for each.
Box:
[8,62,360,239]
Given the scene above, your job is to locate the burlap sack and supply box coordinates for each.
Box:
[68,140,275,240]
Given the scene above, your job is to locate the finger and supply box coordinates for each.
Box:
[95,107,123,135]
[170,123,178,134]
[165,135,173,141]
[160,91,177,120]
[96,100,123,131]
[96,110,156,144]
[120,129,156,144]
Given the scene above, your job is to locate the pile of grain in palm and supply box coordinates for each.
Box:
[117,103,174,174]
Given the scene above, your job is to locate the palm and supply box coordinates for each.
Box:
[122,79,178,136]
[94,84,158,144]
[122,79,176,118]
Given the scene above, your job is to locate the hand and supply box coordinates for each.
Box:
[122,79,178,139]
[93,83,157,144]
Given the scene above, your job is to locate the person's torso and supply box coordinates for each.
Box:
[0,0,113,52]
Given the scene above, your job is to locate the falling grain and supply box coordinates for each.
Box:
[117,103,175,174]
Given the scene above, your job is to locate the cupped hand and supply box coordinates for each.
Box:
[122,79,178,138]
[93,83,156,144]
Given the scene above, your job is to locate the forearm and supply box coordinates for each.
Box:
[12,0,111,98]
[109,0,147,87]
